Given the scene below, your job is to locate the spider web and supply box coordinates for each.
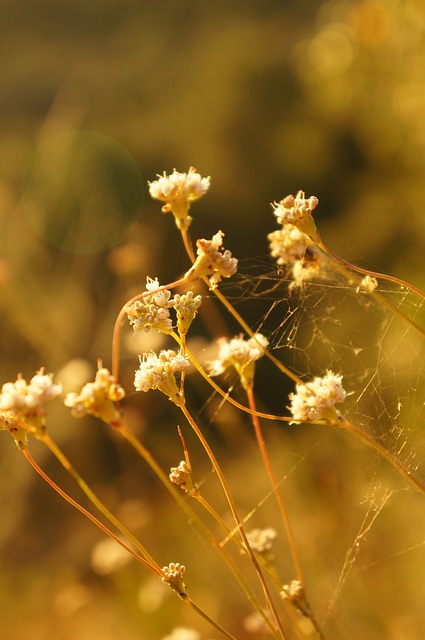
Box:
[215,252,425,637]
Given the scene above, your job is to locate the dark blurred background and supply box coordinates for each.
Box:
[1,1,425,639]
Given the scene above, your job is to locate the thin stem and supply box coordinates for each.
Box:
[179,227,304,386]
[338,418,425,496]
[247,389,304,584]
[317,239,425,302]
[171,331,291,423]
[179,403,287,639]
[320,243,425,339]
[118,421,280,638]
[182,594,239,640]
[22,448,161,576]
[41,433,161,573]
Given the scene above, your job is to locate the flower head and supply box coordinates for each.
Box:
[246,528,277,557]
[169,460,198,496]
[149,168,210,231]
[272,191,320,241]
[169,291,202,336]
[185,230,238,289]
[161,562,187,596]
[64,363,125,428]
[0,369,62,446]
[208,333,268,390]
[288,371,346,423]
[134,350,189,406]
[126,277,173,334]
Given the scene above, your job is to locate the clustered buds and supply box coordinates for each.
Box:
[272,191,320,242]
[126,278,202,337]
[268,224,322,288]
[208,333,269,391]
[246,527,277,560]
[162,562,187,597]
[64,363,125,428]
[0,369,62,446]
[288,370,346,423]
[169,460,198,496]
[134,350,189,406]
[149,167,210,231]
[185,230,238,289]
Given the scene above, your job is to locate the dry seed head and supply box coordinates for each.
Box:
[64,362,125,427]
[0,368,62,445]
[185,230,238,289]
[208,333,268,390]
[149,168,210,231]
[162,562,187,596]
[134,350,189,406]
[246,527,277,555]
[169,291,202,336]
[272,190,320,241]
[169,460,198,496]
[289,370,346,423]
[126,277,173,334]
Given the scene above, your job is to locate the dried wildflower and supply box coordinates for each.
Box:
[169,460,198,496]
[185,230,238,289]
[149,167,210,231]
[0,369,62,446]
[169,291,202,336]
[357,275,378,293]
[246,527,277,556]
[64,363,125,428]
[268,224,309,265]
[134,350,189,406]
[272,191,319,241]
[289,371,346,423]
[126,277,173,334]
[162,562,187,597]
[281,579,313,618]
[208,333,268,391]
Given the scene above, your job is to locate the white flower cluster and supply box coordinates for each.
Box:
[208,333,268,390]
[126,278,173,334]
[126,278,202,336]
[0,369,62,445]
[161,562,187,595]
[169,460,198,495]
[169,291,202,336]
[186,230,238,289]
[246,527,277,555]
[271,190,320,242]
[149,168,210,230]
[134,350,189,406]
[0,369,62,416]
[64,365,125,427]
[289,371,346,423]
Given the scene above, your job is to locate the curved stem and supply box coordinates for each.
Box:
[171,331,291,423]
[22,448,161,576]
[317,239,425,302]
[338,418,425,496]
[41,433,161,572]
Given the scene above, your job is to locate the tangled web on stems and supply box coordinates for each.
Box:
[212,253,425,632]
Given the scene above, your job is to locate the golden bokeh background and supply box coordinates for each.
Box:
[1,1,425,639]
